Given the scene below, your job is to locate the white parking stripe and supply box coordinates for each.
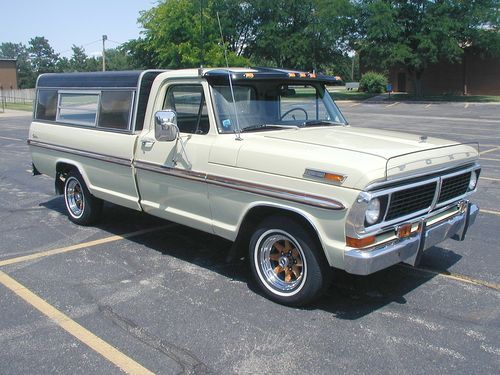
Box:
[480,146,500,155]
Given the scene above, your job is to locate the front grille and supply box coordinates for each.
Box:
[385,182,437,221]
[438,172,471,203]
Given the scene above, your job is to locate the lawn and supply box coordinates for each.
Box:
[2,102,34,112]
[330,91,377,101]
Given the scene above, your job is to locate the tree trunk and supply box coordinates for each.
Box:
[411,69,424,98]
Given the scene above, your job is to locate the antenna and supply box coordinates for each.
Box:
[216,11,242,141]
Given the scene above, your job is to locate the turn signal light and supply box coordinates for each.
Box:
[288,72,298,78]
[396,223,413,238]
[299,72,307,78]
[346,235,376,248]
[324,173,345,183]
[244,72,254,79]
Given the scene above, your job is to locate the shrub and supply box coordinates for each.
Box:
[359,72,388,93]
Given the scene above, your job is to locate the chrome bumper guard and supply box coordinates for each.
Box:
[344,201,479,276]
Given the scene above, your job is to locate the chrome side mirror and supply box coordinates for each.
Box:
[154,110,178,142]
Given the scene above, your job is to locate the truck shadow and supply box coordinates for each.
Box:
[41,198,463,319]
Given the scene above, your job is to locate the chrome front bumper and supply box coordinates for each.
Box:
[344,201,479,275]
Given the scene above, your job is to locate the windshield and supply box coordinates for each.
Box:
[210,82,347,133]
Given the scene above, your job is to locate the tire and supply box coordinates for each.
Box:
[63,170,102,225]
[249,215,332,306]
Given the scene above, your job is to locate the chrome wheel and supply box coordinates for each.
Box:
[65,176,84,218]
[254,230,307,296]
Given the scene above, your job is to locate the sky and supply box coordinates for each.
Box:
[1,0,157,57]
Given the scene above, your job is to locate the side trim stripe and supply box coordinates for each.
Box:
[28,140,345,210]
[28,139,131,167]
[135,160,345,210]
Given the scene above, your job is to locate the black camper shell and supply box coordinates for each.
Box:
[34,70,165,132]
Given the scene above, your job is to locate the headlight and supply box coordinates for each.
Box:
[469,172,478,191]
[365,198,381,225]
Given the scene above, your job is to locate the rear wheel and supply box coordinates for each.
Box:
[249,216,331,306]
[64,170,102,225]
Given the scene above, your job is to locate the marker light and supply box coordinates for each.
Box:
[346,235,376,248]
[244,73,254,79]
[324,173,345,183]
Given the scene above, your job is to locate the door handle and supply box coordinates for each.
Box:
[141,138,156,147]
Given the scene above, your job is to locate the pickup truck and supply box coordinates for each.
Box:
[29,67,480,306]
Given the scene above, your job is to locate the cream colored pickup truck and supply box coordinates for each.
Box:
[29,68,480,306]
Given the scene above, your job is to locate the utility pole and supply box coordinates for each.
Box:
[102,35,107,72]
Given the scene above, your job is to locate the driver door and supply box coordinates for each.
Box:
[134,83,213,233]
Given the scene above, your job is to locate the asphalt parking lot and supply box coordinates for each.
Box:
[0,101,499,374]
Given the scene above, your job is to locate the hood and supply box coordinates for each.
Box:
[230,126,479,189]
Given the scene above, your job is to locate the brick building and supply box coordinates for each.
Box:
[0,59,18,90]
[363,50,500,96]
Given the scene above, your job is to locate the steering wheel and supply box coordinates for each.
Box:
[280,107,308,121]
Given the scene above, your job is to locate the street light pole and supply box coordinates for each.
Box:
[102,35,107,72]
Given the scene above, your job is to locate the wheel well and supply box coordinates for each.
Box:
[229,205,321,261]
[55,162,77,194]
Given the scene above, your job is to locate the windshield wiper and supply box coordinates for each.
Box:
[240,124,299,132]
[301,120,344,127]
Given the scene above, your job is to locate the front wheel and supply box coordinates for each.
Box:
[249,216,331,306]
[64,170,102,225]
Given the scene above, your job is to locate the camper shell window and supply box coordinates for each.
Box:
[35,89,58,121]
[57,92,100,126]
[98,91,134,130]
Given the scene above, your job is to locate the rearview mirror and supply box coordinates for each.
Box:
[154,110,178,142]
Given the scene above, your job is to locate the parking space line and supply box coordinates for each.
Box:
[398,265,500,291]
[481,208,500,216]
[0,135,24,142]
[464,103,470,109]
[385,102,400,108]
[0,271,154,375]
[481,176,500,182]
[480,146,500,155]
[0,225,173,267]
[425,104,432,108]
[350,102,361,107]
[480,157,500,162]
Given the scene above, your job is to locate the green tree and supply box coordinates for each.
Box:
[356,0,500,96]
[247,0,355,71]
[70,45,89,71]
[28,36,60,86]
[124,0,250,68]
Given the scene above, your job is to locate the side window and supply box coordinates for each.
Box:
[163,85,209,134]
[57,92,99,126]
[98,90,134,130]
[35,89,58,121]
